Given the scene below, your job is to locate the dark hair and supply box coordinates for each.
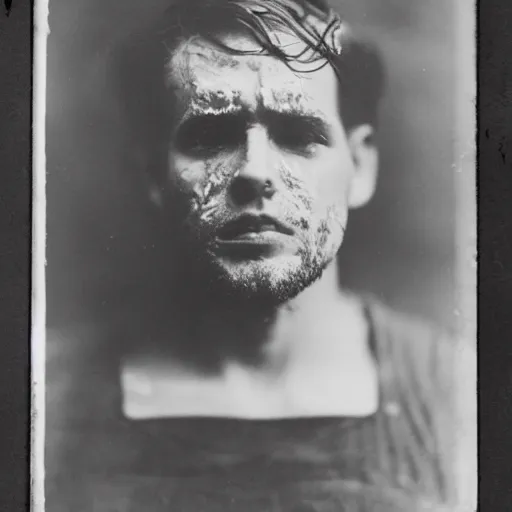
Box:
[109,0,385,183]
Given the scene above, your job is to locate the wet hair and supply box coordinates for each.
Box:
[110,0,385,183]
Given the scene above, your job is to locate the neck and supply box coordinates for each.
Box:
[121,260,380,419]
[134,260,367,377]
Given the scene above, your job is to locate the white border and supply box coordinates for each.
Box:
[454,2,477,508]
[455,0,477,344]
[32,0,50,510]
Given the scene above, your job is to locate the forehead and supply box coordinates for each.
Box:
[166,33,339,118]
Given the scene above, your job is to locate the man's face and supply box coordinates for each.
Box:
[158,32,370,303]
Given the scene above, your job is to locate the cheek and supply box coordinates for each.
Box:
[314,150,354,212]
[167,154,205,215]
[277,152,350,258]
[312,165,351,253]
[168,151,238,220]
[278,161,314,222]
[278,151,352,225]
[313,205,347,257]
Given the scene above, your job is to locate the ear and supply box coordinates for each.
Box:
[346,124,379,209]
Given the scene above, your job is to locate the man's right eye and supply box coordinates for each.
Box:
[174,116,247,157]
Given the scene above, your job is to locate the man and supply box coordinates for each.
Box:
[45,0,476,510]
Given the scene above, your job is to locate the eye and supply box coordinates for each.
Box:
[268,117,330,157]
[174,115,247,157]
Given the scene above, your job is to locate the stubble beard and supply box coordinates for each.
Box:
[163,187,344,311]
[171,222,335,311]
[206,250,329,306]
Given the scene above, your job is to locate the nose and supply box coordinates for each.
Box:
[228,125,277,208]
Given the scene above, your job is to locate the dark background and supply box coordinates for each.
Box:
[46,0,458,329]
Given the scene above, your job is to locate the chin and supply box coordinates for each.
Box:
[208,253,327,305]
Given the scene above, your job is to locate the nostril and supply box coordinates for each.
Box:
[229,178,258,206]
[229,177,275,206]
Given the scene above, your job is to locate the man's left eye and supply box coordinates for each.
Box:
[273,131,321,155]
[269,121,329,156]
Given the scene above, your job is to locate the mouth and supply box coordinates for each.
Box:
[215,214,295,242]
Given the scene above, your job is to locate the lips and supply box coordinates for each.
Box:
[216,214,294,241]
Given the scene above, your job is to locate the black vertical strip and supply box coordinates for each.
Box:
[0,0,33,511]
[479,0,512,508]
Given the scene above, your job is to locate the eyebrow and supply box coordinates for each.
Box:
[177,107,331,140]
[175,110,251,137]
[181,92,244,120]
